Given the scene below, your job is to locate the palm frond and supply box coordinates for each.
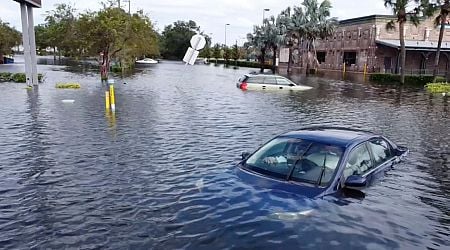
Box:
[386,20,396,30]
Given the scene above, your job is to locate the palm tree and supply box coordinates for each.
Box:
[290,6,307,71]
[277,7,297,73]
[263,16,285,73]
[433,0,450,79]
[246,25,269,72]
[302,0,337,74]
[384,0,432,84]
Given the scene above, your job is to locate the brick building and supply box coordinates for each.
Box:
[279,14,450,75]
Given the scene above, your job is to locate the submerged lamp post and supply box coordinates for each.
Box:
[13,0,41,86]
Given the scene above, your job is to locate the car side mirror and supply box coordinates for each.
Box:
[345,175,367,188]
[241,152,251,160]
[289,83,295,87]
[395,146,408,156]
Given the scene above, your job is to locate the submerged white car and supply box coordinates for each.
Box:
[236,74,312,91]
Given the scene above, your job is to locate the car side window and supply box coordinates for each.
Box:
[263,77,277,84]
[246,77,262,84]
[277,78,292,86]
[368,138,394,167]
[343,143,373,179]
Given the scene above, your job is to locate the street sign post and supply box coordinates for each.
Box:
[13,0,41,8]
[182,34,206,65]
[12,0,41,86]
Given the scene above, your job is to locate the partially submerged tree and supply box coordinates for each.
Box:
[0,20,21,61]
[384,0,433,84]
[246,25,269,72]
[212,43,221,63]
[160,20,199,60]
[302,0,337,73]
[76,6,158,79]
[432,0,450,79]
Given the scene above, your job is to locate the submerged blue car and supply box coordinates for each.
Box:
[236,127,408,198]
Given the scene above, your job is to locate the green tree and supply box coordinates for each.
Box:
[43,3,77,60]
[76,5,159,79]
[198,34,212,59]
[264,16,285,73]
[223,46,231,65]
[246,25,269,72]
[384,0,432,84]
[432,0,450,79]
[0,20,21,60]
[160,20,199,60]
[212,43,221,63]
[232,43,239,61]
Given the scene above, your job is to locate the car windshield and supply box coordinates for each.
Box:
[245,137,344,186]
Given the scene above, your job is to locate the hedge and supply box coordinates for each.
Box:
[0,72,44,83]
[207,59,272,69]
[370,73,446,85]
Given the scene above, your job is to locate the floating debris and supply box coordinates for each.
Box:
[56,83,81,89]
[268,209,314,221]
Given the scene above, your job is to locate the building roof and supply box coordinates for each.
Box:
[376,39,450,51]
[339,15,395,25]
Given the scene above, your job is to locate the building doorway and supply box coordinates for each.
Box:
[343,52,356,66]
[384,57,392,73]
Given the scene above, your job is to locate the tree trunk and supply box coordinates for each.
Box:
[272,45,277,74]
[53,47,56,62]
[100,51,109,80]
[399,21,406,84]
[287,45,292,73]
[434,13,447,80]
[260,48,266,73]
[305,40,310,74]
[312,38,318,73]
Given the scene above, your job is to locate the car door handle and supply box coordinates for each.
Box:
[279,87,283,89]
[262,86,266,89]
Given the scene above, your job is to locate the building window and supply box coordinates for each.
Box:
[317,52,326,63]
[343,51,357,65]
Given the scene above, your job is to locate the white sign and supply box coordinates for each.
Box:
[182,47,199,65]
[190,35,206,50]
[280,48,289,63]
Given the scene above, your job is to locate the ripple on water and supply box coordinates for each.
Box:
[0,62,448,249]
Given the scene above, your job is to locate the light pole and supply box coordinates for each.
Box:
[263,8,270,25]
[224,23,230,46]
[123,0,131,14]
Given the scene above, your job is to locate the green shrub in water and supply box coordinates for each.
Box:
[56,82,81,89]
[425,83,450,94]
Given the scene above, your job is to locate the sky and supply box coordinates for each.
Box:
[1,0,391,46]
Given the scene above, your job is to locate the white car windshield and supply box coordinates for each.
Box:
[245,137,344,186]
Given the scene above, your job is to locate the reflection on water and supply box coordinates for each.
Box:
[0,60,448,249]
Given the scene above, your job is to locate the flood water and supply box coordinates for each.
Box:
[0,60,448,249]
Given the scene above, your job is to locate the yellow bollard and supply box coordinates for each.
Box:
[105,91,110,110]
[109,85,116,112]
[343,63,346,77]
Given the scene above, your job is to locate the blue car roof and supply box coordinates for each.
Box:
[279,126,375,148]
